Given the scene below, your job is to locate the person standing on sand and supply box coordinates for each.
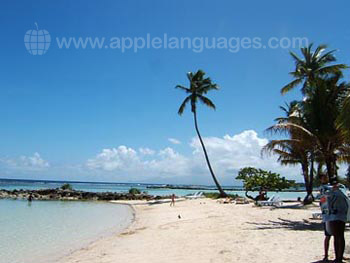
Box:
[320,177,349,263]
[170,194,175,207]
[319,174,332,262]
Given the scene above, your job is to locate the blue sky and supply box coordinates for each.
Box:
[0,0,349,184]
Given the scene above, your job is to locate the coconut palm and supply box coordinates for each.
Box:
[176,70,227,197]
[301,74,350,180]
[281,44,348,95]
[263,101,316,204]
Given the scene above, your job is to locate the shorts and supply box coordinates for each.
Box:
[323,222,331,237]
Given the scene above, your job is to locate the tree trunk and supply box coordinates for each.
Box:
[245,191,255,201]
[304,154,315,204]
[193,110,227,197]
[301,163,313,205]
[325,154,337,182]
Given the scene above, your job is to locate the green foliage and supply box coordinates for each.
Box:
[61,183,73,191]
[128,188,141,195]
[236,167,294,192]
[203,192,239,199]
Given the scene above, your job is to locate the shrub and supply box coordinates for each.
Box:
[203,192,239,199]
[129,188,141,195]
[61,183,73,191]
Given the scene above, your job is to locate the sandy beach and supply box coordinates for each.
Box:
[59,198,350,263]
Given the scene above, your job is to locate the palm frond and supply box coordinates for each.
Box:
[197,95,216,110]
[177,96,191,115]
[175,85,191,93]
[281,78,303,95]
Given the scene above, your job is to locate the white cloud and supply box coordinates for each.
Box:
[85,130,302,185]
[139,147,155,155]
[168,138,181,145]
[86,146,141,171]
[1,152,50,171]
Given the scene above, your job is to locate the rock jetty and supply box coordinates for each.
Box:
[0,188,162,201]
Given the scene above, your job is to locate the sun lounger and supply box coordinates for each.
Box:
[257,195,283,207]
[185,191,204,199]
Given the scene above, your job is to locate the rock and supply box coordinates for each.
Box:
[0,188,156,202]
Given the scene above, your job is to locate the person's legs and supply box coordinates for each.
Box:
[324,236,331,260]
[329,220,346,262]
[323,222,331,261]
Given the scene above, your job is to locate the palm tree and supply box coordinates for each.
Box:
[176,70,227,197]
[263,101,316,204]
[281,44,348,95]
[301,74,350,180]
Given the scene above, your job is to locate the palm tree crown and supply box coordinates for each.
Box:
[281,44,348,95]
[176,70,218,115]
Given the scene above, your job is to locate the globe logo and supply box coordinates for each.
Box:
[24,23,51,55]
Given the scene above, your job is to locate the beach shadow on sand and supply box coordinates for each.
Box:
[247,217,323,231]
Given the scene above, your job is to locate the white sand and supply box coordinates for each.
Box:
[60,199,350,263]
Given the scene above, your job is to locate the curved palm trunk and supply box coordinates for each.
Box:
[193,110,227,197]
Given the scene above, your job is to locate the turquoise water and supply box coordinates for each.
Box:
[0,179,309,263]
[0,199,133,263]
[0,179,307,200]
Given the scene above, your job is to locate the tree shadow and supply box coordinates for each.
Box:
[247,217,323,231]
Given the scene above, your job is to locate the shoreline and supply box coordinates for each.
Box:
[54,202,136,263]
[58,198,350,263]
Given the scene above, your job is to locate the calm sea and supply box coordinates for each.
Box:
[0,179,306,263]
[0,178,307,199]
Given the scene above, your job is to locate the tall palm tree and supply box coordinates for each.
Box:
[176,70,227,197]
[281,44,348,95]
[301,74,350,180]
[263,101,316,204]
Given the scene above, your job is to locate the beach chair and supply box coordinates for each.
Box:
[185,191,204,199]
[257,195,283,207]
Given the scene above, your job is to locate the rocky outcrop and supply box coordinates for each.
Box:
[0,188,161,201]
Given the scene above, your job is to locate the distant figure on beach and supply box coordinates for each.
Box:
[28,193,33,202]
[257,189,267,201]
[170,194,175,206]
[320,176,349,263]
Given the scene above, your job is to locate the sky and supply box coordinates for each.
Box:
[0,0,350,185]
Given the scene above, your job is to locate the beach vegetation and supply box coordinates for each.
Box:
[264,44,350,204]
[236,167,294,200]
[176,70,227,197]
[203,192,239,199]
[60,183,73,191]
[129,188,141,195]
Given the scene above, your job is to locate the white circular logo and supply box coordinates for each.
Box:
[24,23,51,55]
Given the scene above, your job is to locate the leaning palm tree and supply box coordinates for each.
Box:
[281,44,348,95]
[176,70,227,197]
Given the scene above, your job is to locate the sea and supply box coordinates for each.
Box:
[0,178,307,263]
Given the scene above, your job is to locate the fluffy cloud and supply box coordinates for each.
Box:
[168,138,181,145]
[1,152,50,171]
[86,146,141,171]
[86,130,302,184]
[139,147,155,155]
